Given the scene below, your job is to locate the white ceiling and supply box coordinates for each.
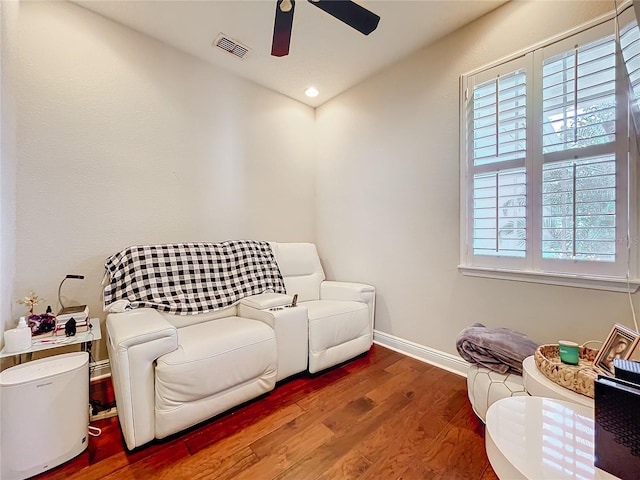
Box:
[74,0,508,107]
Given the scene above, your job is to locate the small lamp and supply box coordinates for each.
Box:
[57,274,85,315]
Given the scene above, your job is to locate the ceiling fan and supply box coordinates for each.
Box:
[271,0,381,57]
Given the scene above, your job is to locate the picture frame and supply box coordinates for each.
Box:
[593,323,640,375]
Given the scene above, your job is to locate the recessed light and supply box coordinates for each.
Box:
[305,87,319,98]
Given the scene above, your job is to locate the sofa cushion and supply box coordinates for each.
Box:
[303,300,370,353]
[270,242,325,302]
[155,317,277,408]
[160,305,237,329]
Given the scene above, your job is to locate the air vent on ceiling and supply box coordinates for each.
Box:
[213,34,249,59]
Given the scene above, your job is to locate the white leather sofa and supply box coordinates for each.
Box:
[106,242,375,450]
[268,242,375,374]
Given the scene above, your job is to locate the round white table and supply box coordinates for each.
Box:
[486,396,618,480]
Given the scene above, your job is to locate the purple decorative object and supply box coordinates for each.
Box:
[27,313,56,336]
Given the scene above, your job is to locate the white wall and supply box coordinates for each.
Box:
[0,0,19,348]
[14,1,315,360]
[315,0,640,357]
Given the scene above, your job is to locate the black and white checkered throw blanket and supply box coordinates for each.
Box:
[103,240,286,314]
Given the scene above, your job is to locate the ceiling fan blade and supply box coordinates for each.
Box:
[308,0,380,35]
[271,0,296,57]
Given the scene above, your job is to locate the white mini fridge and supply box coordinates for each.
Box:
[1,351,89,479]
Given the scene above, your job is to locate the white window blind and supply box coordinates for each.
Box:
[467,61,529,265]
[539,26,623,273]
[473,70,527,166]
[541,155,616,262]
[473,168,527,257]
[542,35,616,154]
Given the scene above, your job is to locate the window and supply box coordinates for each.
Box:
[460,18,638,290]
[466,57,530,268]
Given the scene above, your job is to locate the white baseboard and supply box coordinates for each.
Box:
[373,330,469,377]
[90,359,111,381]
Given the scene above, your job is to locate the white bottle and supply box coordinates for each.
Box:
[4,316,32,352]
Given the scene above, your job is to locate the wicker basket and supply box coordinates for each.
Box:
[534,344,602,398]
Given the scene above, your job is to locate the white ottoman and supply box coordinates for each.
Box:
[467,364,529,422]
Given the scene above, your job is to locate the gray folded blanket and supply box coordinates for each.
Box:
[456,322,539,375]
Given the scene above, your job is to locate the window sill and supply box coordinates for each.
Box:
[458,265,640,293]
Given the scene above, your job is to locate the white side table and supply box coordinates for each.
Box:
[523,355,593,407]
[0,318,101,361]
[486,396,617,479]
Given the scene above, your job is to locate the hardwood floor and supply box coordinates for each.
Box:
[36,345,498,480]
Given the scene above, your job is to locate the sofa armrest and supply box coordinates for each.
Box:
[239,293,293,310]
[106,308,178,450]
[238,304,308,381]
[320,281,376,333]
[320,281,375,303]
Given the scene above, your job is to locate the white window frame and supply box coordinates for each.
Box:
[459,14,640,293]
